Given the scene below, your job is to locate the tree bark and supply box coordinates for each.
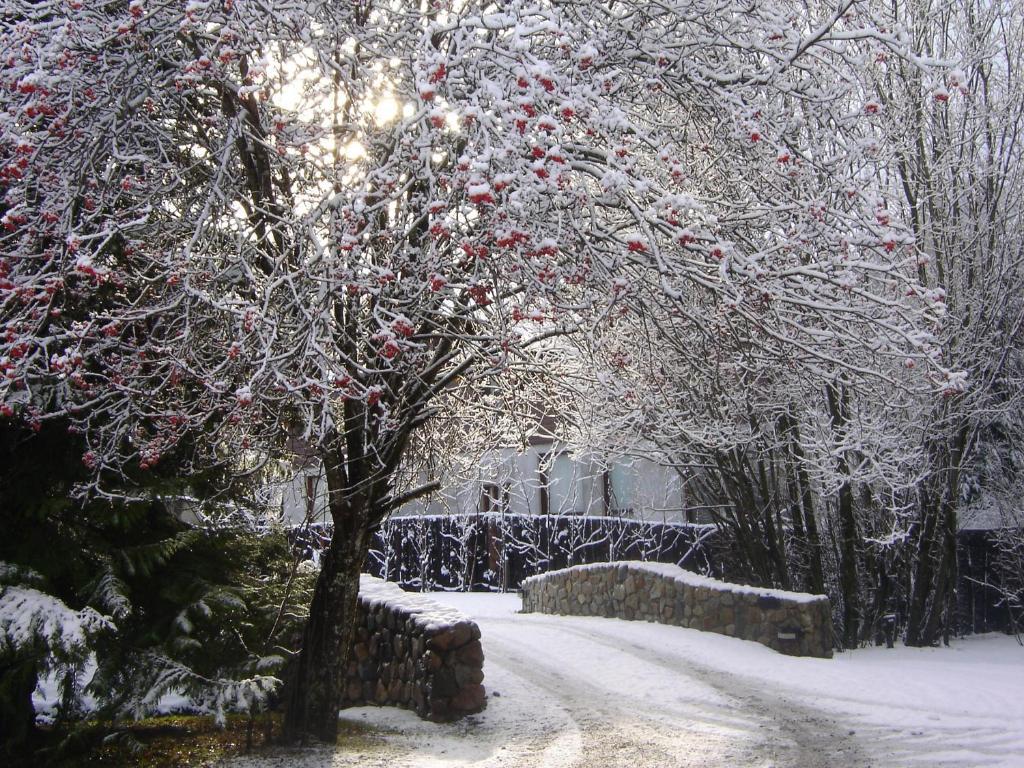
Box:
[780,409,825,595]
[281,503,371,743]
[906,426,968,646]
[826,380,861,649]
[905,486,940,646]
[278,409,434,743]
[716,451,776,586]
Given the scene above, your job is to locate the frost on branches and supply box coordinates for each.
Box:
[0,0,952,740]
[557,0,1020,649]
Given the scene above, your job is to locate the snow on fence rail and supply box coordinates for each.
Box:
[521,561,833,658]
[341,575,486,722]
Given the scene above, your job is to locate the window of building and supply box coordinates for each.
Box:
[604,460,636,517]
[479,482,501,514]
[539,451,577,515]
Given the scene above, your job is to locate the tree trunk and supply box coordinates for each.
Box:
[835,477,860,648]
[780,410,825,595]
[905,491,959,647]
[826,380,861,649]
[281,507,371,743]
[905,489,940,646]
[756,451,792,590]
[906,480,961,646]
[906,426,968,646]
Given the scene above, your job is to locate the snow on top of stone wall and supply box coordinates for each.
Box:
[521,561,827,604]
[359,574,471,632]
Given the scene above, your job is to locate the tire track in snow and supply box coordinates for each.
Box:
[479,633,740,767]
[478,614,797,767]
[495,614,867,768]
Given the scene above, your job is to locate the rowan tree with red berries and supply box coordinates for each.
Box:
[1,0,957,740]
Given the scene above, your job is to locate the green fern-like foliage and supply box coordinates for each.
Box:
[0,418,315,759]
[90,527,315,725]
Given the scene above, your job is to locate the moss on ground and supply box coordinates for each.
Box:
[21,713,388,768]
[85,714,268,767]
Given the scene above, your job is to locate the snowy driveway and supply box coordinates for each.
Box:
[229,593,1023,768]
[429,605,860,768]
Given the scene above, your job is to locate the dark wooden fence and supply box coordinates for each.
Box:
[293,513,721,592]
[371,513,722,592]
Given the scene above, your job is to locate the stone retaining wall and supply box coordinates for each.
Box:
[521,561,832,658]
[341,576,486,721]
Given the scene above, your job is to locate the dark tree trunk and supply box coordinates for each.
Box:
[278,405,431,743]
[906,426,968,647]
[905,493,959,647]
[873,555,896,648]
[835,477,860,648]
[826,380,861,649]
[281,504,371,743]
[800,491,826,596]
[780,410,825,595]
[756,452,792,590]
[906,490,940,646]
[716,451,776,586]
[928,498,959,645]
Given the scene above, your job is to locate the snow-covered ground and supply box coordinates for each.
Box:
[227,592,1024,768]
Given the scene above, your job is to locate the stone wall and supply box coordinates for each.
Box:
[521,561,832,658]
[341,576,486,721]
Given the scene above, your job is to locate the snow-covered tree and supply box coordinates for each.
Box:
[1,0,954,738]
[878,0,1024,645]
[569,0,1024,649]
[0,562,111,754]
[565,270,932,647]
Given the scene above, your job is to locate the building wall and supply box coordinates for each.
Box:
[281,467,331,525]
[280,442,692,525]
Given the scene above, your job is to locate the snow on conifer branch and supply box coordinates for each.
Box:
[0,582,113,663]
